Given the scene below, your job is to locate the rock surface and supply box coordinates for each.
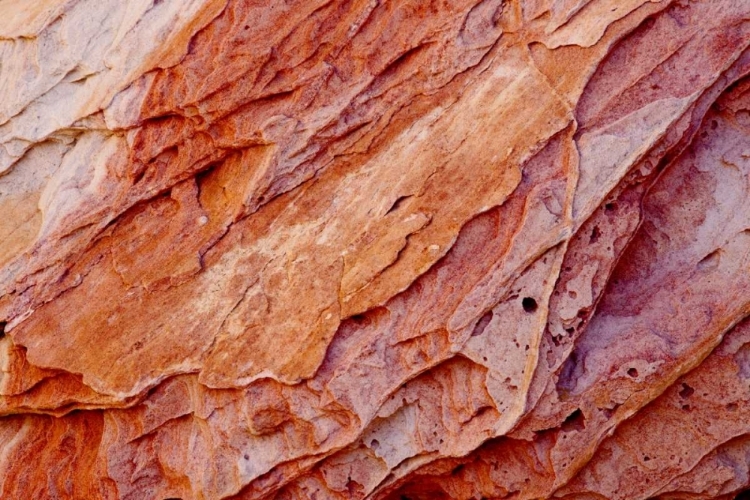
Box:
[1,0,750,498]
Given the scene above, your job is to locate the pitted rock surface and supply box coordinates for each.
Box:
[2,1,750,499]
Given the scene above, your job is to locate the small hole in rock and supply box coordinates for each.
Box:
[244,454,249,460]
[590,226,601,244]
[561,408,586,432]
[451,464,464,476]
[697,249,721,271]
[627,367,639,378]
[370,439,379,450]
[133,169,146,185]
[472,311,493,337]
[386,195,412,215]
[522,297,538,313]
[604,202,617,212]
[679,383,694,398]
[727,403,739,411]
[0,321,5,339]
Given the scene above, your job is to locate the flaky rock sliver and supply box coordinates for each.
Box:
[1,1,750,499]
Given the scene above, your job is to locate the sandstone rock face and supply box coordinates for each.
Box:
[2,0,750,498]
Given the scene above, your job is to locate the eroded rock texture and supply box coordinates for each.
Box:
[2,0,750,498]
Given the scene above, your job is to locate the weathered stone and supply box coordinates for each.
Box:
[1,0,750,498]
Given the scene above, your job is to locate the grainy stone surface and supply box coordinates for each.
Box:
[1,0,750,498]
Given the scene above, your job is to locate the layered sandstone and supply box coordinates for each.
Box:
[1,0,750,498]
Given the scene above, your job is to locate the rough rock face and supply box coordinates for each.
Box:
[2,0,750,498]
